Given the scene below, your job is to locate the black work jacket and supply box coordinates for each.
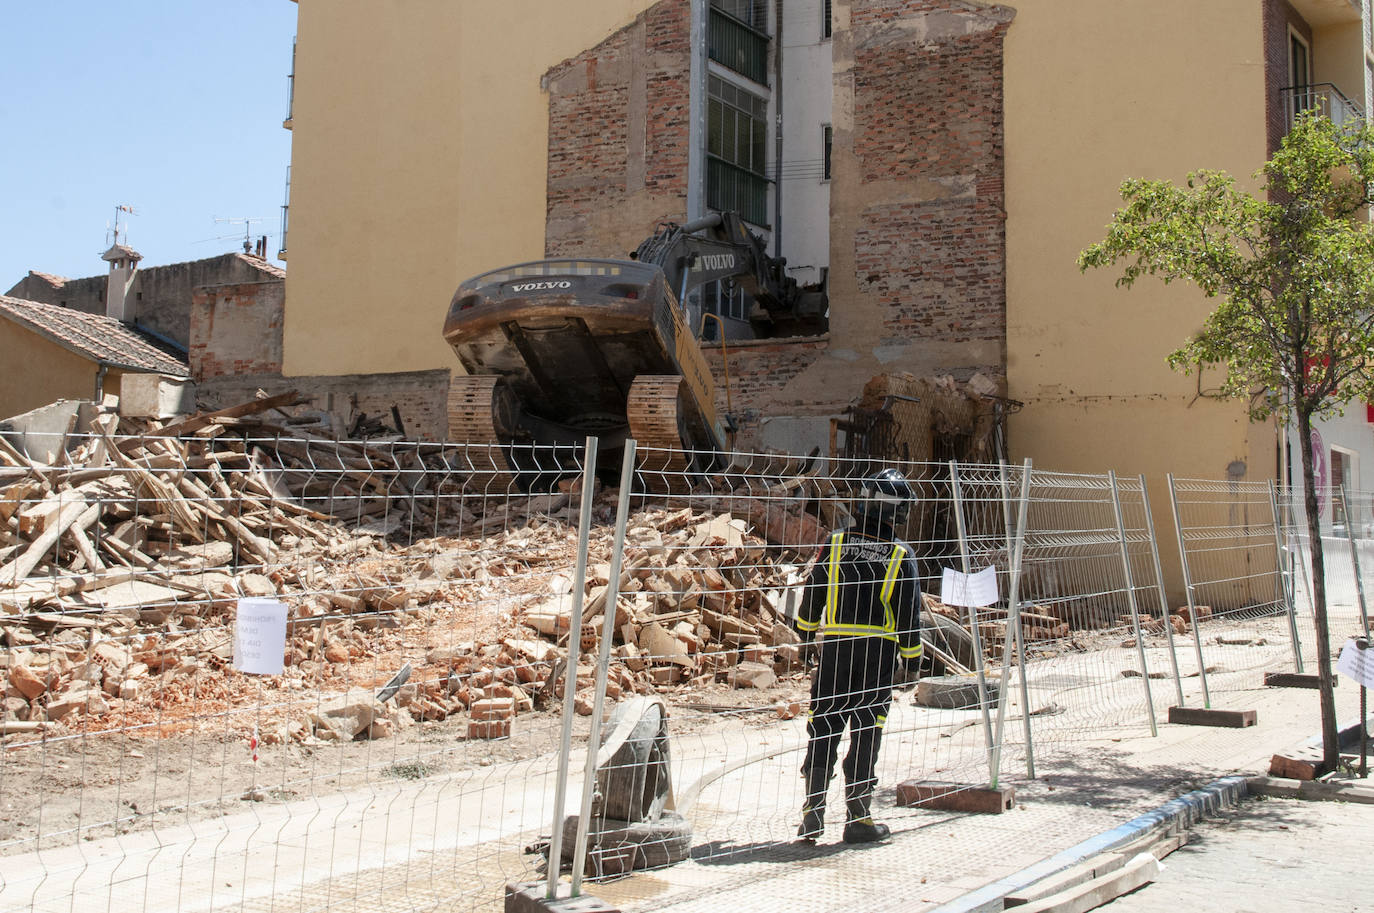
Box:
[795,522,923,661]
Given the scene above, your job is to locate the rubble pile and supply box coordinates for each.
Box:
[0,395,835,741]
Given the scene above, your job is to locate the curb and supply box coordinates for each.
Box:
[924,775,1250,913]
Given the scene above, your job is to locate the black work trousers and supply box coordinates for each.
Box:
[801,635,896,813]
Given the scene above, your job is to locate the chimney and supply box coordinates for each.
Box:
[101,243,142,321]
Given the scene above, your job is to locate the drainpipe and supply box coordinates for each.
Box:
[688,0,708,224]
[94,362,109,402]
[773,0,783,259]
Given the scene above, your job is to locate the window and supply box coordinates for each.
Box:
[1290,32,1310,88]
[711,0,765,32]
[708,0,769,84]
[1331,446,1357,529]
[823,0,832,39]
[1289,30,1312,121]
[701,280,749,326]
[822,124,832,181]
[707,75,770,224]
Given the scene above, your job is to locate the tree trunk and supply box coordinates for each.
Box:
[1297,406,1340,770]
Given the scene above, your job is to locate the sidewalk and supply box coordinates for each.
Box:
[593,669,1363,913]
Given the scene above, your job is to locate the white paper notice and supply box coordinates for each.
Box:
[940,566,1000,608]
[1337,638,1374,689]
[234,598,288,675]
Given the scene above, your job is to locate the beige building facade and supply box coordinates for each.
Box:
[280,0,1374,496]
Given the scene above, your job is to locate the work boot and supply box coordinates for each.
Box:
[797,767,831,840]
[842,817,891,844]
[842,781,889,844]
[797,805,825,841]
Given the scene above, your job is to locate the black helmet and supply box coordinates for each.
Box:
[860,468,914,527]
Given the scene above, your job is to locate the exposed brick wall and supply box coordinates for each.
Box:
[543,0,691,257]
[195,369,454,442]
[839,0,1013,382]
[189,281,285,381]
[1263,0,1313,159]
[703,336,831,443]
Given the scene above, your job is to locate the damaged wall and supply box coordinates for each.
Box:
[190,281,285,381]
[828,0,1013,384]
[187,280,450,440]
[195,370,455,443]
[543,0,692,257]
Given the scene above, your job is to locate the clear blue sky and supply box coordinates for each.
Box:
[0,1,298,287]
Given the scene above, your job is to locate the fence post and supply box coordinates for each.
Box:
[992,459,1035,782]
[948,461,996,782]
[1110,472,1158,737]
[546,437,599,900]
[570,440,637,894]
[1270,480,1305,674]
[1167,474,1212,708]
[1140,475,1186,708]
[1340,486,1371,639]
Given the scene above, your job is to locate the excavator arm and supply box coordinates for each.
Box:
[631,212,802,320]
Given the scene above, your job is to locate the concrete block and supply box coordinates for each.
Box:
[1268,746,1328,781]
[505,881,619,913]
[1263,671,1331,689]
[895,780,1015,813]
[1168,706,1256,728]
[120,373,195,418]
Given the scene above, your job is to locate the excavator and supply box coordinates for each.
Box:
[442,212,825,483]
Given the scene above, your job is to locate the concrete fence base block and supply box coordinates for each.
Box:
[1263,671,1331,690]
[1167,706,1256,728]
[895,780,1015,813]
[505,882,620,913]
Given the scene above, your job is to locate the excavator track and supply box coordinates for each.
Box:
[627,375,695,493]
[447,375,517,492]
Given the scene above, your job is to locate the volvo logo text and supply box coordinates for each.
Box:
[509,280,573,292]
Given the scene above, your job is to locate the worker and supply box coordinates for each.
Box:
[794,467,923,843]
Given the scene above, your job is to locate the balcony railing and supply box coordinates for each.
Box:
[1281,82,1364,131]
[278,166,290,261]
[709,8,768,85]
[707,156,769,227]
[284,39,296,129]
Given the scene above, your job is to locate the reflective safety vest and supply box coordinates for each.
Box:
[795,528,923,661]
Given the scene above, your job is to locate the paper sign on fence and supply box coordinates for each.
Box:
[234,598,288,675]
[940,566,999,608]
[1337,638,1374,689]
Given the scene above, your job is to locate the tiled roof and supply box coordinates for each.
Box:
[236,253,286,279]
[0,295,189,377]
[26,272,68,289]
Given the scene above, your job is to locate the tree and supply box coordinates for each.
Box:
[1079,112,1374,770]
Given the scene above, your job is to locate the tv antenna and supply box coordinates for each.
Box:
[213,216,267,253]
[107,203,137,247]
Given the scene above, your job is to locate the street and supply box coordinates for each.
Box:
[1101,793,1374,912]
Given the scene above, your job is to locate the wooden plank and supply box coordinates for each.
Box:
[0,502,101,585]
[1168,705,1256,728]
[1012,852,1159,913]
[120,391,303,447]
